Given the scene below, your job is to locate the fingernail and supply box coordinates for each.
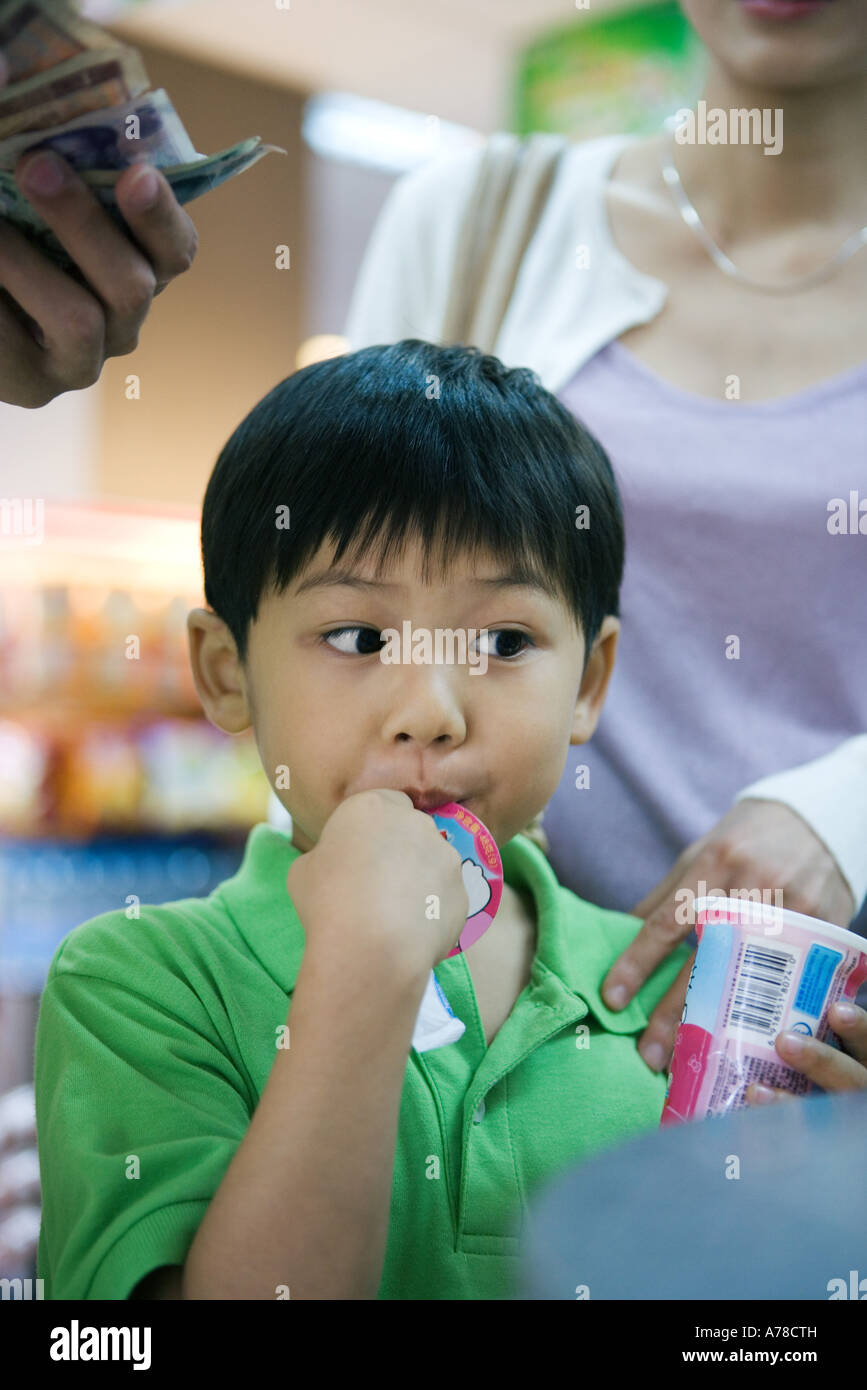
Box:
[639,1041,666,1071]
[603,983,629,1010]
[125,164,160,212]
[19,151,68,196]
[833,1003,858,1024]
[778,1030,805,1055]
[751,1084,777,1105]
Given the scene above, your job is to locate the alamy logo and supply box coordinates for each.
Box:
[378,623,490,675]
[674,883,784,928]
[49,1320,151,1370]
[827,1270,867,1300]
[827,491,867,535]
[0,1277,44,1299]
[671,102,783,156]
[0,497,44,546]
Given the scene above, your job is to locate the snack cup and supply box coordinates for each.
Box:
[661,896,867,1125]
[411,802,503,1054]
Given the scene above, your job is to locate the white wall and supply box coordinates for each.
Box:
[0,389,99,499]
[305,154,398,340]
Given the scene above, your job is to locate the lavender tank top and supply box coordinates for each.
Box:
[543,338,867,936]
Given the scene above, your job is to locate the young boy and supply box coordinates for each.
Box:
[35,339,692,1301]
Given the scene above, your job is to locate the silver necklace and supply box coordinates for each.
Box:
[659,117,867,294]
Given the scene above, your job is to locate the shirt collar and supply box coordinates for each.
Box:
[499,832,650,1034]
[217,822,648,1034]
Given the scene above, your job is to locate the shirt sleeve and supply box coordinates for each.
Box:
[34,921,253,1300]
[733,734,867,915]
[342,143,485,350]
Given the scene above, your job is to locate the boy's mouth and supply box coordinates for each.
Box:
[738,0,835,15]
[403,787,469,813]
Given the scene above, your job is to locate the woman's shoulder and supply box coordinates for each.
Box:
[398,129,634,203]
[371,129,635,268]
[344,128,645,359]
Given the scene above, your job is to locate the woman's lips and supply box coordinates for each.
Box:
[739,0,835,18]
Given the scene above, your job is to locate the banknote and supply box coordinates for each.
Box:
[0,47,148,138]
[0,137,285,268]
[82,138,285,201]
[0,0,285,275]
[0,0,117,85]
[0,87,200,171]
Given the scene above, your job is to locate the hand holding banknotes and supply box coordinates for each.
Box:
[1,141,198,408]
[0,0,282,408]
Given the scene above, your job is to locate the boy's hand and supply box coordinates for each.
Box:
[601,799,855,1074]
[287,790,470,986]
[745,1001,867,1105]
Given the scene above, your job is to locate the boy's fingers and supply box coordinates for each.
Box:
[634,953,694,1071]
[113,162,198,289]
[366,789,415,809]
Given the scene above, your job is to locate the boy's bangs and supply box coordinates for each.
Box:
[322,505,566,603]
[203,340,623,661]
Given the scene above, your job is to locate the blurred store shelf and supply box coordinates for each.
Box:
[0,498,272,1009]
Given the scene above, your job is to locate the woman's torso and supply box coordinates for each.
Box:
[602,130,867,398]
[541,131,867,936]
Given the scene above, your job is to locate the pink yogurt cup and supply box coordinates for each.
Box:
[661,896,867,1125]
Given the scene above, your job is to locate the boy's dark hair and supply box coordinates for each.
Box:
[201,339,624,666]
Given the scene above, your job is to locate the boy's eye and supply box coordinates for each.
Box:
[322,626,385,655]
[320,627,533,659]
[477,628,532,660]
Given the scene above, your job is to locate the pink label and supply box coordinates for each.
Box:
[429,802,503,956]
[661,897,867,1125]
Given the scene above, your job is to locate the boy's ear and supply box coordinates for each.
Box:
[186,608,252,735]
[570,615,620,745]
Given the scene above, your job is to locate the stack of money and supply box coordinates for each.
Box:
[0,0,284,267]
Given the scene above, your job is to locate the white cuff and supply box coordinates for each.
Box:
[734,735,867,916]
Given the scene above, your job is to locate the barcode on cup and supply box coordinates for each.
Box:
[724,936,801,1039]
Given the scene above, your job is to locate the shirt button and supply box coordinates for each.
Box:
[472,1100,486,1124]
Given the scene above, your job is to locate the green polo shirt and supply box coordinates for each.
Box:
[35,822,691,1300]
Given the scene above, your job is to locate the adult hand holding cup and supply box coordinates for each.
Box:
[661,896,867,1125]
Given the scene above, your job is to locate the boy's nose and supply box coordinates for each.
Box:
[381,668,468,748]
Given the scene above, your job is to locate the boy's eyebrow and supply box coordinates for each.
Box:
[294,565,557,598]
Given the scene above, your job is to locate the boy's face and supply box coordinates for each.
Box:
[188,534,619,852]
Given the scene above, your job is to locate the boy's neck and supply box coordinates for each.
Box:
[464,879,538,972]
[499,881,537,936]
